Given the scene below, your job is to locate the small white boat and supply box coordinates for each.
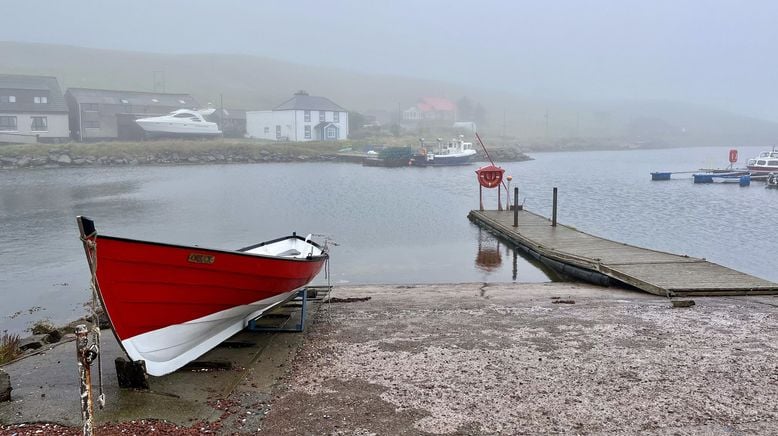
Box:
[135,109,222,138]
[746,147,778,175]
[410,136,477,166]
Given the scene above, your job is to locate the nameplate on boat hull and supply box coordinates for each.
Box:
[188,253,215,264]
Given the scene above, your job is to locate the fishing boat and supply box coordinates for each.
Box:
[746,147,778,175]
[135,109,222,138]
[409,136,477,166]
[362,146,414,167]
[76,216,328,376]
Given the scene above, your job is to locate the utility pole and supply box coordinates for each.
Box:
[220,93,224,131]
[153,71,165,93]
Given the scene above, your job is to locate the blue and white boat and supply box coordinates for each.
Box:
[409,136,477,166]
[692,171,751,186]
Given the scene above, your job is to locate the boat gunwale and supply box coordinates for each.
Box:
[94,233,328,263]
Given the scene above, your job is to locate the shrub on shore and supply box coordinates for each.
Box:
[0,332,22,364]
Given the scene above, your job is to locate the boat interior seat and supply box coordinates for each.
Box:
[276,249,301,257]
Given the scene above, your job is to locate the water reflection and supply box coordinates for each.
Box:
[475,228,503,272]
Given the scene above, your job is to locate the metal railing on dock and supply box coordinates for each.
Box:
[468,209,778,297]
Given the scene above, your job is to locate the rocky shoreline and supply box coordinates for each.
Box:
[0,144,531,170]
[0,149,339,170]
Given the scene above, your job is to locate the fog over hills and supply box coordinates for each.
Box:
[2,40,777,148]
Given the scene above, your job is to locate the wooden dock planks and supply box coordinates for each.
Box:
[469,209,778,296]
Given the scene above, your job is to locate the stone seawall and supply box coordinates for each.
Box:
[0,145,531,170]
[0,150,340,170]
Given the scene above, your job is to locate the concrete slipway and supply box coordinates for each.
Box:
[1,283,777,435]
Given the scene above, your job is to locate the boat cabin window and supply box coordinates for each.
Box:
[768,160,778,166]
[757,160,767,165]
[190,117,201,122]
[174,112,192,118]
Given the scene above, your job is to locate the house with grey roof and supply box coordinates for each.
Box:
[0,74,69,144]
[65,88,199,141]
[246,91,349,142]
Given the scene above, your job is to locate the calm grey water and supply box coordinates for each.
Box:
[1,145,776,334]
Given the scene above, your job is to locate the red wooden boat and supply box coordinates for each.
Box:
[76,216,328,376]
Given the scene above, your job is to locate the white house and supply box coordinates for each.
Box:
[0,74,69,143]
[246,91,349,142]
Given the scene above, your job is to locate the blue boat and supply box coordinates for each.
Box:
[692,172,751,186]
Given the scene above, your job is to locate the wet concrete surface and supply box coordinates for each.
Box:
[2,283,777,434]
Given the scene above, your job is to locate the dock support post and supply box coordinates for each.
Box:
[552,187,558,227]
[479,185,483,211]
[498,184,502,211]
[513,187,519,227]
[76,324,95,436]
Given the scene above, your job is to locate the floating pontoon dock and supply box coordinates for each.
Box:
[469,209,778,297]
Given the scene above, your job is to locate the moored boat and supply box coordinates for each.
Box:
[135,109,222,138]
[746,147,778,175]
[76,216,328,376]
[767,172,778,189]
[409,136,477,166]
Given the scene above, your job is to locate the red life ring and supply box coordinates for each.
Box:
[475,165,504,188]
[729,149,738,163]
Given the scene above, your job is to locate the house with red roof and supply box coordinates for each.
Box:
[402,97,457,123]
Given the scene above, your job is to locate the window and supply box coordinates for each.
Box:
[326,125,337,139]
[319,111,325,122]
[333,112,339,123]
[304,110,310,122]
[0,116,17,131]
[757,160,767,165]
[82,103,99,111]
[30,116,48,131]
[304,125,311,139]
[83,120,100,129]
[275,125,281,139]
[264,126,270,134]
[9,96,15,103]
[0,96,16,103]
[768,160,778,166]
[174,113,192,118]
[33,96,48,104]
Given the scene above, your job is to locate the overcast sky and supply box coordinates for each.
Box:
[3,0,778,119]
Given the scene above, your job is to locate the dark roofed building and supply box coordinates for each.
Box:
[65,88,200,141]
[0,74,69,143]
[216,108,247,138]
[273,93,347,112]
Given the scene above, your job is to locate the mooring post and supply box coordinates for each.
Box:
[497,184,502,211]
[479,185,484,211]
[76,324,95,436]
[513,187,519,227]
[552,187,558,227]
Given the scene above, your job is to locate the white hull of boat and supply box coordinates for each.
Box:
[120,288,299,376]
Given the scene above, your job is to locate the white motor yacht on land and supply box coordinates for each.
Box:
[746,147,778,175]
[135,109,222,138]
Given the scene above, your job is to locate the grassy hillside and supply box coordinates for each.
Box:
[2,41,778,148]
